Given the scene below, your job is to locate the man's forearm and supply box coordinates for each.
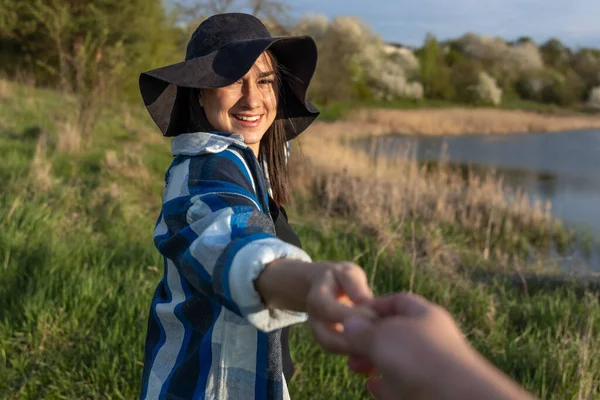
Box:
[440,350,536,400]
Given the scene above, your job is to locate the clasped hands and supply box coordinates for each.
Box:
[304,261,480,400]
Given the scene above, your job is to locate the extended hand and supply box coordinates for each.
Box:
[305,262,374,354]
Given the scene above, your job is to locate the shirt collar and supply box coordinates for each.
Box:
[171,131,247,156]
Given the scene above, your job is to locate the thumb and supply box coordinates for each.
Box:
[343,316,375,357]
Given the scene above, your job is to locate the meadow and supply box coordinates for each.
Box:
[1,80,600,399]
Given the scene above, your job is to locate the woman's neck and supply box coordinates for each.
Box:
[248,143,260,158]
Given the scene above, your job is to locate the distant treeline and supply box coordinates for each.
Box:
[1,0,599,110]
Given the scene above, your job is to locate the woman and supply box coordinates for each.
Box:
[138,13,373,400]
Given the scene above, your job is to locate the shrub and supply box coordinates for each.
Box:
[472,71,503,105]
[588,86,600,109]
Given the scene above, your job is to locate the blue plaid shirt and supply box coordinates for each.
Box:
[140,132,310,400]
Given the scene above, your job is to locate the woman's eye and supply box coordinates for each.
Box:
[259,79,274,85]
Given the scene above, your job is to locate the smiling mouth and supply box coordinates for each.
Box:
[233,114,262,122]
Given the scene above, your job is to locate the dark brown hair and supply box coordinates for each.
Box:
[185,51,292,207]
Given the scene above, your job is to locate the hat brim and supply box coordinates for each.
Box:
[139,36,320,140]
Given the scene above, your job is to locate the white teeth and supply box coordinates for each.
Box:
[236,115,260,122]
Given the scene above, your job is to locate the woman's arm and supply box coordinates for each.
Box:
[158,152,372,339]
[256,259,375,354]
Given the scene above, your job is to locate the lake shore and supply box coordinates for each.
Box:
[313,107,600,137]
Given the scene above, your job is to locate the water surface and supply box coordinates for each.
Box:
[360,129,600,269]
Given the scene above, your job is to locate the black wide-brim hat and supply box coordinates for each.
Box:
[139,13,320,140]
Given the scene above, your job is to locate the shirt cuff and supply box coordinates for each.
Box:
[228,237,312,332]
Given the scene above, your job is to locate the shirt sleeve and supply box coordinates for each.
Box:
[155,150,310,332]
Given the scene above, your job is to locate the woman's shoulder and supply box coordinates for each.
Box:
[164,132,259,197]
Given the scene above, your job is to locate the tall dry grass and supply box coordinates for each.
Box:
[103,144,150,183]
[291,118,569,275]
[0,79,11,99]
[56,121,82,154]
[29,130,55,191]
[327,108,600,136]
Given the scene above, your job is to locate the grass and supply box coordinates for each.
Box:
[1,80,600,399]
[288,218,600,399]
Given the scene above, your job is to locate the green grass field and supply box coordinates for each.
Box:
[1,82,600,399]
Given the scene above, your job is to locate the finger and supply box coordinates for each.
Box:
[339,296,379,320]
[342,316,374,357]
[348,355,377,375]
[309,273,358,322]
[335,264,373,304]
[366,292,429,318]
[310,319,352,354]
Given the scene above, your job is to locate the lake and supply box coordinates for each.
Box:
[360,128,600,268]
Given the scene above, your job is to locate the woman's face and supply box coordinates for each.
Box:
[201,52,278,156]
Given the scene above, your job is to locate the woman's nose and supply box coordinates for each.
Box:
[241,82,261,109]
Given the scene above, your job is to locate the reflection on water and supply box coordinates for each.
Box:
[359,129,600,269]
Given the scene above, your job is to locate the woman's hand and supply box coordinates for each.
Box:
[305,262,375,354]
[255,259,374,353]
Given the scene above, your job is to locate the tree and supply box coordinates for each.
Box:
[27,1,73,92]
[572,48,600,92]
[0,0,179,148]
[444,42,467,67]
[1,0,178,99]
[540,38,572,72]
[450,59,483,103]
[472,72,503,105]
[515,36,534,45]
[304,16,374,105]
[540,69,584,106]
[419,34,454,99]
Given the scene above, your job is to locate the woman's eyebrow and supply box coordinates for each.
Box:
[257,71,275,78]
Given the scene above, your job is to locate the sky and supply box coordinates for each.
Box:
[170,0,600,49]
[284,0,600,49]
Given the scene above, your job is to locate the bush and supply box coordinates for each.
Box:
[589,86,600,109]
[472,72,503,105]
[517,69,584,106]
[515,69,558,102]
[450,59,484,103]
[540,70,585,106]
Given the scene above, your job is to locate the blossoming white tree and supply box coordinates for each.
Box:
[472,72,503,105]
[456,33,543,72]
[293,15,423,103]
